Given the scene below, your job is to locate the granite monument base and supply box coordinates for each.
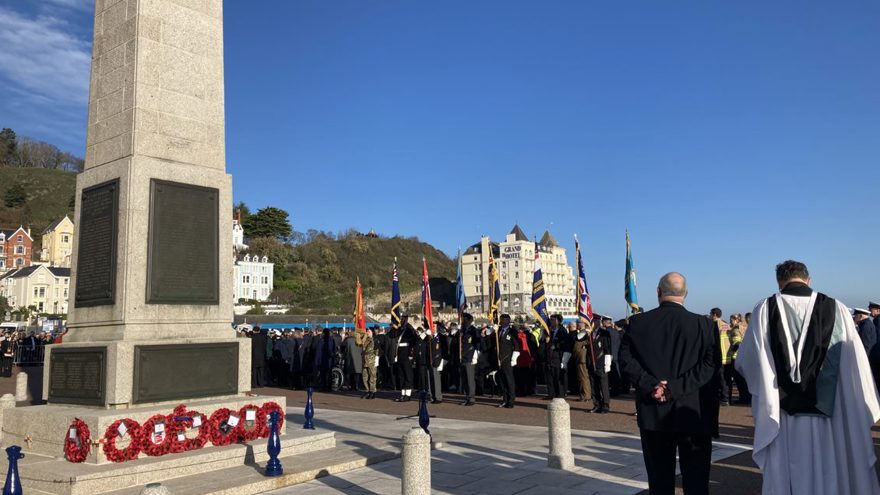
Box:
[0,396,344,495]
[42,338,251,409]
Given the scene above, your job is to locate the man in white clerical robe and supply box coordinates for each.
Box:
[736,260,880,495]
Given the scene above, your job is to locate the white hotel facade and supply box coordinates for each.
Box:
[232,217,274,303]
[461,225,576,318]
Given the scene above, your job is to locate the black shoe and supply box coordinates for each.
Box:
[542,396,553,401]
[431,399,442,404]
[402,396,411,402]
[464,400,475,406]
[503,404,514,409]
[361,393,369,399]
[497,402,508,408]
[598,408,610,414]
[393,396,404,402]
[587,406,601,413]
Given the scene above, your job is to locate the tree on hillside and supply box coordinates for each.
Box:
[0,128,16,166]
[4,184,26,208]
[243,207,292,241]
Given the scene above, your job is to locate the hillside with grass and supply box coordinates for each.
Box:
[246,232,456,314]
[0,168,77,249]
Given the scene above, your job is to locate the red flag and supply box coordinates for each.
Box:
[354,278,366,343]
[421,258,435,335]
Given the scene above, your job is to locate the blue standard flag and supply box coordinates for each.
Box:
[455,249,467,319]
[531,243,551,333]
[625,231,639,314]
[391,258,402,328]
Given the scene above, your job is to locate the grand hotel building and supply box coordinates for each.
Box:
[461,225,576,319]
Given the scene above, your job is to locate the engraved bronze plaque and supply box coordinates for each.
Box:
[74,180,119,307]
[48,347,106,405]
[146,180,219,304]
[133,343,238,404]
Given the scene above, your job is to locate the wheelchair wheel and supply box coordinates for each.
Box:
[330,367,344,392]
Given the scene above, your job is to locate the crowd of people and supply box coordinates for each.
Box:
[242,259,880,495]
[0,330,57,376]
[245,311,638,410]
[242,306,766,413]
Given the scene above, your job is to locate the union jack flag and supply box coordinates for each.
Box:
[576,237,594,327]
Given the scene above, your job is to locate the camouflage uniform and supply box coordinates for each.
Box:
[361,335,378,393]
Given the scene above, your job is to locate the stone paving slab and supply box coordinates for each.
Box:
[268,408,750,495]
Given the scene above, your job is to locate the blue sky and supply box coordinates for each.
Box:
[2,1,879,317]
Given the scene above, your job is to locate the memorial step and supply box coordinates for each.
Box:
[0,428,334,495]
[103,443,399,495]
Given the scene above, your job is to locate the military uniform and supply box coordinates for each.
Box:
[394,322,417,401]
[546,325,573,398]
[430,334,444,403]
[572,330,593,402]
[459,324,480,405]
[587,327,612,412]
[497,325,522,407]
[414,332,432,395]
[361,334,378,396]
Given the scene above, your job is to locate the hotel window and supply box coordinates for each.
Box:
[17,236,22,242]
[15,246,23,255]
[39,287,45,297]
[62,234,70,243]
[243,275,250,284]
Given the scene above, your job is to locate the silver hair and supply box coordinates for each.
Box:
[658,272,687,297]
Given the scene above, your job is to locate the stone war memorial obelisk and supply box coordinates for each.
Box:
[0,1,337,492]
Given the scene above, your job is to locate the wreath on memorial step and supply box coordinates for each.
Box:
[207,408,241,446]
[171,404,210,452]
[102,418,143,463]
[64,418,91,463]
[140,414,179,457]
[258,401,285,437]
[235,404,265,442]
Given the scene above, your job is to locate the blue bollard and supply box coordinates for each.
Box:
[303,387,315,430]
[418,390,430,435]
[3,445,24,495]
[264,411,283,477]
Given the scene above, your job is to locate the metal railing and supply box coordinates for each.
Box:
[12,343,45,366]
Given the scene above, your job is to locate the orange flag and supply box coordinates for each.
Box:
[422,258,435,335]
[354,278,366,344]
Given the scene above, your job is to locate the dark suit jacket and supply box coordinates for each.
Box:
[619,301,718,435]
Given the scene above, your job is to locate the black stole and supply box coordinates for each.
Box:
[767,287,836,416]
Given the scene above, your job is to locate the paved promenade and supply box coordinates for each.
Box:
[268,408,749,495]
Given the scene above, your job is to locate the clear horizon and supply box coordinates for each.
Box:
[1,0,877,317]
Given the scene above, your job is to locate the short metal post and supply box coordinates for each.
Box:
[3,445,24,495]
[418,390,430,436]
[265,411,283,476]
[303,387,315,430]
